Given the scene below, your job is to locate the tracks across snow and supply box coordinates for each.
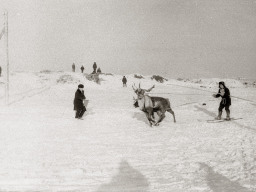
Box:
[0,72,256,191]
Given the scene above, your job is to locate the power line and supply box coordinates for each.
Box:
[166,83,256,104]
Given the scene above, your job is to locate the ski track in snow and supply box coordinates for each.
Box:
[0,72,256,192]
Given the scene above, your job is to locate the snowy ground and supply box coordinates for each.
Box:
[0,71,256,192]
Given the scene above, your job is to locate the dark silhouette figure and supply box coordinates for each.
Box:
[96,160,149,192]
[0,66,2,77]
[97,67,102,73]
[72,63,75,72]
[73,84,86,119]
[81,65,84,73]
[122,76,127,87]
[213,81,231,120]
[93,62,97,73]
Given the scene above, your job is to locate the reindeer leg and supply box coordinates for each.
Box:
[157,113,166,126]
[144,108,156,126]
[154,111,165,126]
[167,108,176,123]
[151,112,155,120]
[145,112,154,126]
[149,109,156,124]
[155,111,161,126]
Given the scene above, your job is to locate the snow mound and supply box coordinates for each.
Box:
[151,75,168,83]
[176,78,245,88]
[57,74,80,84]
[134,74,144,79]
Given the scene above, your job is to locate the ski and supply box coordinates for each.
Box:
[207,118,243,123]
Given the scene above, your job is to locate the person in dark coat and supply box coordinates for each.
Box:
[81,65,84,73]
[93,62,97,73]
[73,84,86,119]
[213,81,231,120]
[122,76,127,87]
[72,63,75,72]
[0,66,2,77]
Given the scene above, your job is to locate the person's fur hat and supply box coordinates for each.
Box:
[78,84,84,88]
[219,81,226,87]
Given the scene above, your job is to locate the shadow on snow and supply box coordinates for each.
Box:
[96,160,149,192]
[199,163,252,192]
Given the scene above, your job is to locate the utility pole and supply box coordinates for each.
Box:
[4,11,9,105]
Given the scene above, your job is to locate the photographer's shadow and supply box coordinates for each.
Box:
[96,160,149,192]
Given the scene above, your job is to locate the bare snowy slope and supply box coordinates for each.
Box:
[0,71,256,192]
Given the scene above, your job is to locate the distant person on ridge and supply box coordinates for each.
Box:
[97,67,101,73]
[212,81,231,120]
[73,84,86,119]
[81,65,84,73]
[93,62,97,74]
[122,76,127,87]
[0,66,2,77]
[72,63,75,72]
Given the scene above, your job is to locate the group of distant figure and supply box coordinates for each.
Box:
[71,62,129,87]
[72,62,101,74]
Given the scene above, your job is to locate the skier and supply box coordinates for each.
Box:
[212,81,231,120]
[73,84,86,119]
[122,76,127,87]
[72,63,75,72]
[93,62,97,74]
[81,65,84,73]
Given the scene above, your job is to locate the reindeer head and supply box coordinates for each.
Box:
[132,83,144,99]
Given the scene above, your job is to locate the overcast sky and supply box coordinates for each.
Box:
[0,0,256,78]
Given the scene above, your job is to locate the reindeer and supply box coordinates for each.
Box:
[132,83,176,126]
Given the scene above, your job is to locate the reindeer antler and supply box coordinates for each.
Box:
[132,83,137,91]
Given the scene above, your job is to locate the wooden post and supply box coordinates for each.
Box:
[4,11,9,105]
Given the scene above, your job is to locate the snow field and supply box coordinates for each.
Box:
[0,71,255,191]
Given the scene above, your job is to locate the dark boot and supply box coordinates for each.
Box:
[79,106,86,118]
[215,111,222,120]
[75,110,80,118]
[225,110,231,121]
